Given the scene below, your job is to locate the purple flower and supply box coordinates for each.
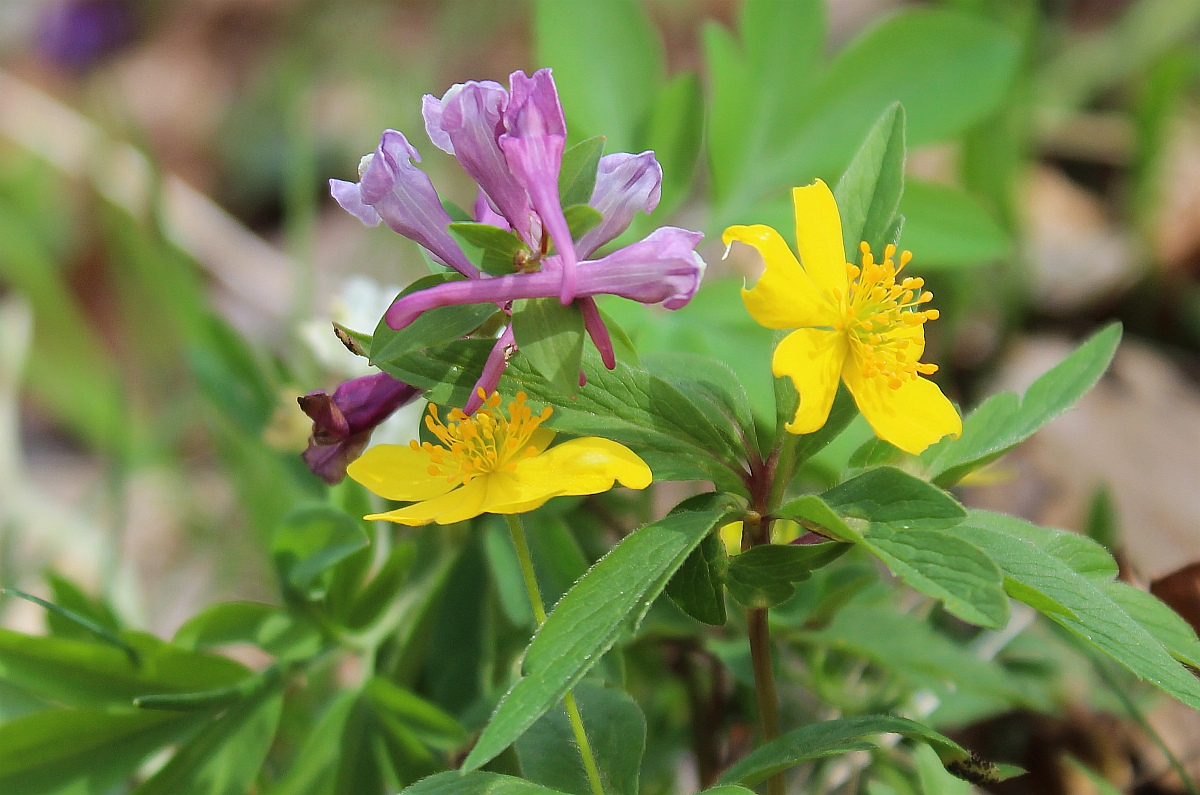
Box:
[385,227,706,329]
[332,67,707,412]
[299,372,421,484]
[330,130,479,279]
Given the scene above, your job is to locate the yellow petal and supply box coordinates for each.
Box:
[842,352,962,455]
[364,476,490,526]
[772,328,849,435]
[723,224,839,329]
[792,180,849,300]
[347,443,456,502]
[484,438,653,515]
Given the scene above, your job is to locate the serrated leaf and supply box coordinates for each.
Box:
[463,494,741,770]
[645,352,759,458]
[834,102,906,263]
[512,298,586,397]
[665,531,729,625]
[370,274,498,366]
[272,504,369,596]
[718,714,1002,787]
[563,204,603,242]
[449,222,531,276]
[515,682,645,795]
[725,543,850,608]
[957,511,1200,710]
[381,341,749,494]
[558,135,607,206]
[923,324,1122,486]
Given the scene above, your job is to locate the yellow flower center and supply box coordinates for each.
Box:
[840,241,941,390]
[411,390,552,485]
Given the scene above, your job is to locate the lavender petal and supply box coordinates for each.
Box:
[577,151,663,259]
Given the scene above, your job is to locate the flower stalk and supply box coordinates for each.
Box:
[504,514,605,795]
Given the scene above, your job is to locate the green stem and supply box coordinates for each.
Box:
[505,514,604,795]
[742,512,786,795]
[1094,656,1200,795]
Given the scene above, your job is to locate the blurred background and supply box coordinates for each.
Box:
[1,0,1200,793]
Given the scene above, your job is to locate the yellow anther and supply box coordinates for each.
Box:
[421,392,552,485]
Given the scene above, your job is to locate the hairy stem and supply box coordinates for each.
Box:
[505,514,605,795]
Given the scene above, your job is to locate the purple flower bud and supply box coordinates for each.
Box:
[498,70,578,304]
[384,226,706,330]
[298,372,421,484]
[465,326,516,415]
[39,0,135,72]
[330,129,478,279]
[578,152,663,259]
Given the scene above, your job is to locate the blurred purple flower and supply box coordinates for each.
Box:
[298,372,421,484]
[38,0,135,72]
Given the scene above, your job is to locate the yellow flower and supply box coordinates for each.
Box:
[724,179,961,455]
[347,391,652,525]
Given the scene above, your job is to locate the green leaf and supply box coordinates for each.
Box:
[43,573,121,641]
[775,9,1020,186]
[382,342,749,493]
[515,682,645,795]
[782,470,1009,628]
[956,511,1200,710]
[332,322,371,358]
[563,204,604,242]
[370,274,498,366]
[0,708,199,795]
[511,298,586,397]
[0,588,137,664]
[793,605,1031,705]
[133,681,284,795]
[557,136,606,208]
[449,223,531,277]
[1102,582,1200,670]
[366,677,466,752]
[923,324,1122,486]
[263,691,356,795]
[535,1,662,150]
[644,352,759,459]
[273,503,369,596]
[820,466,966,529]
[897,180,1011,269]
[718,714,1005,787]
[783,383,860,474]
[0,629,250,708]
[403,771,569,795]
[704,0,825,200]
[833,102,906,263]
[914,743,973,795]
[345,542,417,631]
[463,493,741,770]
[173,601,321,660]
[665,531,729,625]
[725,543,850,609]
[641,72,704,218]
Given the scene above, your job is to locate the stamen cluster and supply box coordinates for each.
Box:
[844,242,941,389]
[411,390,552,484]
